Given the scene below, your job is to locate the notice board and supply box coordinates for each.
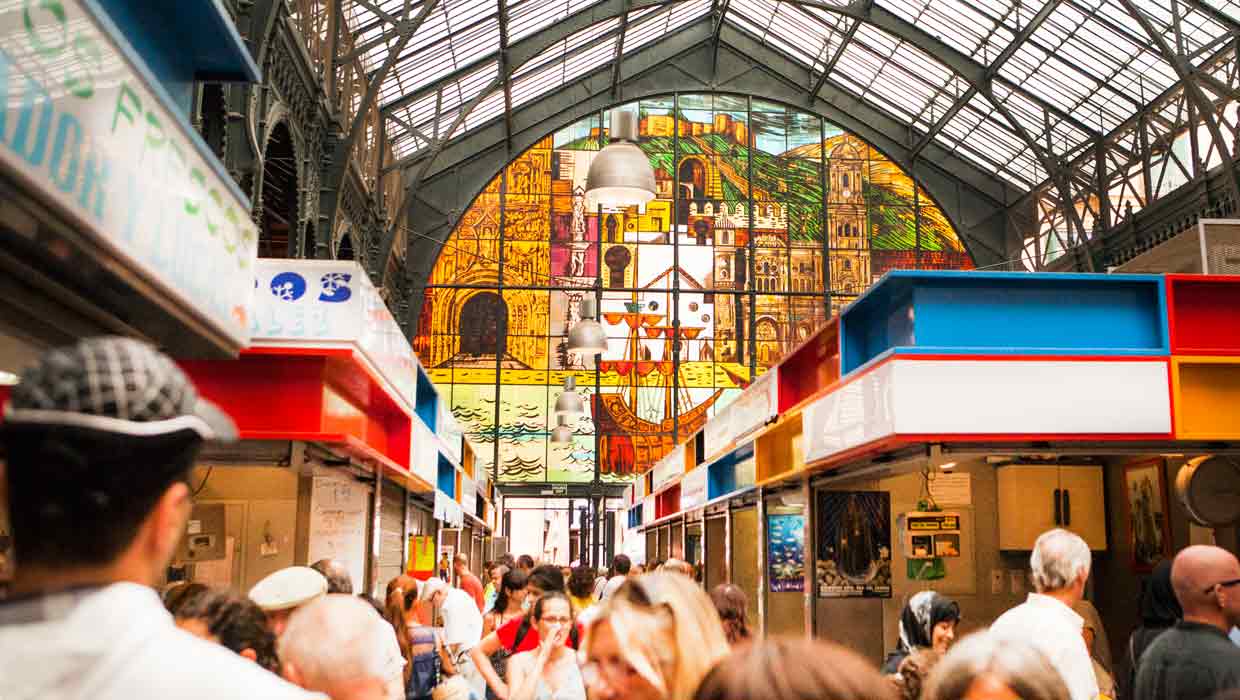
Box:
[308,468,370,593]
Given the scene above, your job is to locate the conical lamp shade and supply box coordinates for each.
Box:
[567,297,606,355]
[585,110,656,209]
[567,319,606,355]
[550,415,573,444]
[554,376,585,417]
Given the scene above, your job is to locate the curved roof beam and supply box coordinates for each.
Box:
[376,23,1016,326]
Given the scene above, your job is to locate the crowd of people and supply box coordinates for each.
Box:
[2,337,1240,700]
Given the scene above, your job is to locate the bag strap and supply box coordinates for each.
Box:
[510,616,533,652]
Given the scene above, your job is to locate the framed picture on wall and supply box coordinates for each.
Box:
[1123,458,1172,572]
[816,490,892,598]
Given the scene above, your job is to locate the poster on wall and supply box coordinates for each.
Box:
[767,510,806,592]
[407,535,436,579]
[816,491,892,598]
[1124,458,1172,571]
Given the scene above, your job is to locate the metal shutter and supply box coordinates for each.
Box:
[378,479,406,589]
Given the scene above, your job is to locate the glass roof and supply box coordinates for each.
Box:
[336,0,1237,191]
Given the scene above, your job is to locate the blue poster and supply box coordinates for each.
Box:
[767,512,806,593]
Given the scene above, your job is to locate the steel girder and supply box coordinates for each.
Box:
[377,0,686,117]
[386,20,1014,334]
[319,0,439,271]
[1118,0,1240,208]
[906,0,1065,161]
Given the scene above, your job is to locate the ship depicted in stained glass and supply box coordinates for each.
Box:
[413,94,973,484]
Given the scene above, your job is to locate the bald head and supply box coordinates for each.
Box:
[662,558,693,576]
[1170,545,1240,622]
[310,559,354,595]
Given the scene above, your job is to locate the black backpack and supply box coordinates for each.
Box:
[509,615,580,652]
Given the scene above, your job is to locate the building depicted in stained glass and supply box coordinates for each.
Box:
[413,94,973,484]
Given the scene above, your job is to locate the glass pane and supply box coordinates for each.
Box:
[413,95,976,483]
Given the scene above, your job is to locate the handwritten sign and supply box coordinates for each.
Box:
[0,1,256,348]
[308,469,370,593]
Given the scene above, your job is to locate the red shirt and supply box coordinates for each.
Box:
[495,614,581,652]
[458,572,485,611]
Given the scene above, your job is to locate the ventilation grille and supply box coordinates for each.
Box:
[1202,221,1240,274]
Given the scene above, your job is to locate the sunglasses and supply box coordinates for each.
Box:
[1204,578,1240,595]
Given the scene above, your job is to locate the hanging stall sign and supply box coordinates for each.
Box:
[729,369,779,440]
[438,406,464,465]
[459,476,477,516]
[801,363,896,465]
[409,418,440,487]
[652,444,685,492]
[0,0,257,350]
[703,402,735,462]
[251,260,417,412]
[434,490,464,527]
[816,490,892,598]
[680,466,708,511]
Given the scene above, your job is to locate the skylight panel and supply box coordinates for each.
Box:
[880,0,1012,60]
[622,7,674,52]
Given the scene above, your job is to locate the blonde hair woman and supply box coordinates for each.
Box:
[580,572,729,700]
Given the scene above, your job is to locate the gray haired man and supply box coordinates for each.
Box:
[280,594,404,700]
[990,528,1100,700]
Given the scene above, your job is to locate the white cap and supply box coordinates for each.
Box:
[418,576,448,602]
[250,566,328,612]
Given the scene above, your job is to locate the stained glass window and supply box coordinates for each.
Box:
[413,94,973,484]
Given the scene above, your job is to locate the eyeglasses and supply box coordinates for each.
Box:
[1204,578,1240,595]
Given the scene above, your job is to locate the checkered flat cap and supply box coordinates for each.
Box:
[3,337,236,441]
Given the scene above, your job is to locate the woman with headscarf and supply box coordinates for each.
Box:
[881,591,961,674]
[1118,559,1182,700]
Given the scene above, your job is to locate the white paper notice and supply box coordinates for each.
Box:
[308,471,370,592]
[929,473,972,505]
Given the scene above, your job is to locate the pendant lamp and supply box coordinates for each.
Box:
[550,414,573,444]
[567,297,607,355]
[585,109,656,209]
[554,376,585,417]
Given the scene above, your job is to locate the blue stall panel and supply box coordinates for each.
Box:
[840,271,1169,375]
[437,455,456,498]
[707,443,755,501]
[416,368,438,433]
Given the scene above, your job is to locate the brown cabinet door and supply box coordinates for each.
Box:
[1057,466,1107,551]
[997,466,1060,550]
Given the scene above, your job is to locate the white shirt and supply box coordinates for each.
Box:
[600,575,627,601]
[0,583,316,700]
[440,587,484,650]
[990,593,1100,700]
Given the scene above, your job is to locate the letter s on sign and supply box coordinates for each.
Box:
[319,273,352,303]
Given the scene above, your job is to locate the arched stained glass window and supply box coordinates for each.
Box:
[412,95,974,484]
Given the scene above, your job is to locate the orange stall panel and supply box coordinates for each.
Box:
[1172,357,1240,439]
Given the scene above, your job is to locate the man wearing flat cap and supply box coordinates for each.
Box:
[0,337,313,699]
